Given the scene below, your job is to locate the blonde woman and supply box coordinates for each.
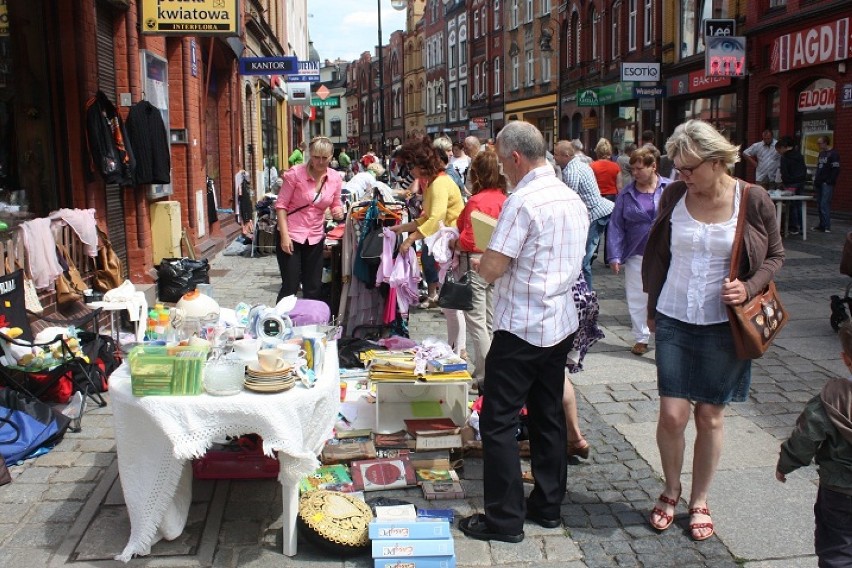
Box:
[274,136,344,302]
[642,120,783,540]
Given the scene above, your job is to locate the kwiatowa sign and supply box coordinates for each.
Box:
[141,0,239,36]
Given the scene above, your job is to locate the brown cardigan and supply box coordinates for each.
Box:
[641,180,785,320]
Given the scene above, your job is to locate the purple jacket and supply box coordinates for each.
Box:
[606,176,671,265]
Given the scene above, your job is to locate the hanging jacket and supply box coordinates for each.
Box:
[126,100,171,185]
[85,91,136,186]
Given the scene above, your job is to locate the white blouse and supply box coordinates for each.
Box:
[656,184,741,325]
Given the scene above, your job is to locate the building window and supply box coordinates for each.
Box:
[460,38,467,66]
[449,33,457,68]
[591,9,598,60]
[474,63,481,95]
[494,0,501,29]
[450,86,457,111]
[573,12,581,65]
[460,83,468,114]
[769,0,786,6]
[611,5,620,59]
[764,88,780,135]
[494,56,501,94]
[541,52,552,82]
[510,0,518,29]
[526,50,534,85]
[474,11,480,37]
[542,0,551,14]
[680,0,712,58]
[525,0,532,22]
[628,0,636,51]
[511,54,519,89]
[331,119,341,137]
[644,0,652,45]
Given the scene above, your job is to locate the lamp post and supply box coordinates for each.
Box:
[377,0,407,170]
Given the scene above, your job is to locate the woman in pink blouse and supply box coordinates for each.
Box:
[274,136,344,302]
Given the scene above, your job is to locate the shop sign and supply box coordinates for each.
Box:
[283,61,320,83]
[704,19,736,38]
[582,116,599,130]
[639,98,656,110]
[239,57,299,76]
[469,117,488,130]
[287,83,310,104]
[843,83,852,108]
[577,89,599,107]
[797,85,836,112]
[0,1,9,37]
[633,86,666,98]
[772,18,850,73]
[705,37,746,76]
[310,96,340,107]
[140,0,239,35]
[621,63,660,82]
[668,71,731,95]
[578,82,634,107]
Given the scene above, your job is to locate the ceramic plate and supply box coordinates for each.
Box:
[246,361,293,377]
[244,381,295,394]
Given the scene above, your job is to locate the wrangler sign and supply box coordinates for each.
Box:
[141,0,239,36]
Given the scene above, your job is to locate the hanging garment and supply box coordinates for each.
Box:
[85,91,136,186]
[125,100,171,185]
[19,218,62,290]
[48,209,99,257]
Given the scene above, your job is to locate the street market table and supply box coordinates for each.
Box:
[109,341,340,562]
[769,194,813,240]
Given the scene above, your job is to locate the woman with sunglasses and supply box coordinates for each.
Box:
[274,137,344,303]
[642,120,784,541]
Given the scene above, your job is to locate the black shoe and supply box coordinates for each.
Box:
[459,514,524,543]
[525,510,562,529]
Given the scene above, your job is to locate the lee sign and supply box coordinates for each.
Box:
[772,18,850,73]
[621,63,660,82]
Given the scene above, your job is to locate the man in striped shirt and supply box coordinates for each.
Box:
[459,121,589,544]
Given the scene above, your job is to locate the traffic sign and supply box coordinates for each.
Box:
[316,85,330,100]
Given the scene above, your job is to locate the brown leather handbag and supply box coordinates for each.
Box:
[55,244,88,307]
[93,227,123,292]
[726,183,787,359]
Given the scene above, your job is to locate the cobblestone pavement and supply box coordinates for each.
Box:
[1,217,848,567]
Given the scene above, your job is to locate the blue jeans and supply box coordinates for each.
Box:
[786,182,804,231]
[583,216,609,290]
[817,182,834,230]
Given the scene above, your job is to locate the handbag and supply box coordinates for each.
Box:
[438,269,474,311]
[726,182,787,359]
[93,227,123,292]
[55,244,88,308]
[20,264,43,314]
[359,222,384,266]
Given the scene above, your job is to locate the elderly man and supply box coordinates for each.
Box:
[459,121,589,544]
[743,129,781,190]
[555,139,614,290]
[464,135,482,159]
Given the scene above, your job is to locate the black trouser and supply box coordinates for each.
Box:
[274,232,325,302]
[816,485,852,567]
[480,330,574,534]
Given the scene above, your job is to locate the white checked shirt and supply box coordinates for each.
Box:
[489,166,590,347]
[743,139,781,183]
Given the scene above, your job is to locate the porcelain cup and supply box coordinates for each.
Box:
[275,342,305,364]
[257,348,286,372]
[232,338,259,360]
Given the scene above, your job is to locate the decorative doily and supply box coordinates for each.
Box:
[298,490,372,550]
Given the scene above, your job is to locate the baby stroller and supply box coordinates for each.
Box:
[830,232,852,331]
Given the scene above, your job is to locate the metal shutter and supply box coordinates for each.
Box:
[96,3,128,276]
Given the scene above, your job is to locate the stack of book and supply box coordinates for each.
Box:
[404,418,463,451]
[370,505,456,568]
[298,464,355,493]
[411,450,465,500]
[363,350,472,382]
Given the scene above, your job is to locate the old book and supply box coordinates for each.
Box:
[374,431,416,449]
[421,481,465,500]
[469,210,498,251]
[414,467,459,485]
[350,457,417,491]
[298,464,355,493]
[374,503,418,521]
[414,433,463,451]
[320,439,377,465]
[408,450,450,470]
[404,418,461,437]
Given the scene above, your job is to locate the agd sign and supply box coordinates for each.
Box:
[621,63,660,82]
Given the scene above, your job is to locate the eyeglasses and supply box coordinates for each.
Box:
[673,159,707,177]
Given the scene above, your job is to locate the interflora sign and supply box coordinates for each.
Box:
[141,0,238,35]
[577,82,634,107]
[772,18,850,73]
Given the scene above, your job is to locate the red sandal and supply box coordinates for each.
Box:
[649,488,681,531]
[688,506,714,541]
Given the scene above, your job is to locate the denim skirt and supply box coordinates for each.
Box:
[654,312,751,404]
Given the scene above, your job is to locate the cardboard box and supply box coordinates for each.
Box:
[371,539,455,558]
[369,520,451,540]
[373,557,456,568]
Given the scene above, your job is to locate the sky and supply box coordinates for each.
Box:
[307,0,408,63]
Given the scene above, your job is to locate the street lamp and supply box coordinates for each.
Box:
[378,0,407,169]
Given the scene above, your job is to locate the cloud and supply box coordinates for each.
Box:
[309,0,407,64]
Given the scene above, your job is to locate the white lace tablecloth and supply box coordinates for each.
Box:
[109,341,340,562]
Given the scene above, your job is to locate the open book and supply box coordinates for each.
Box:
[470,210,498,251]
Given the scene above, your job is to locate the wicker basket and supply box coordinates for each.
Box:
[297,490,372,555]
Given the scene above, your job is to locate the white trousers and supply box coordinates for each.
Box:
[625,255,650,344]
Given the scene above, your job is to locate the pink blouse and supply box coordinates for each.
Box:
[275,165,343,245]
